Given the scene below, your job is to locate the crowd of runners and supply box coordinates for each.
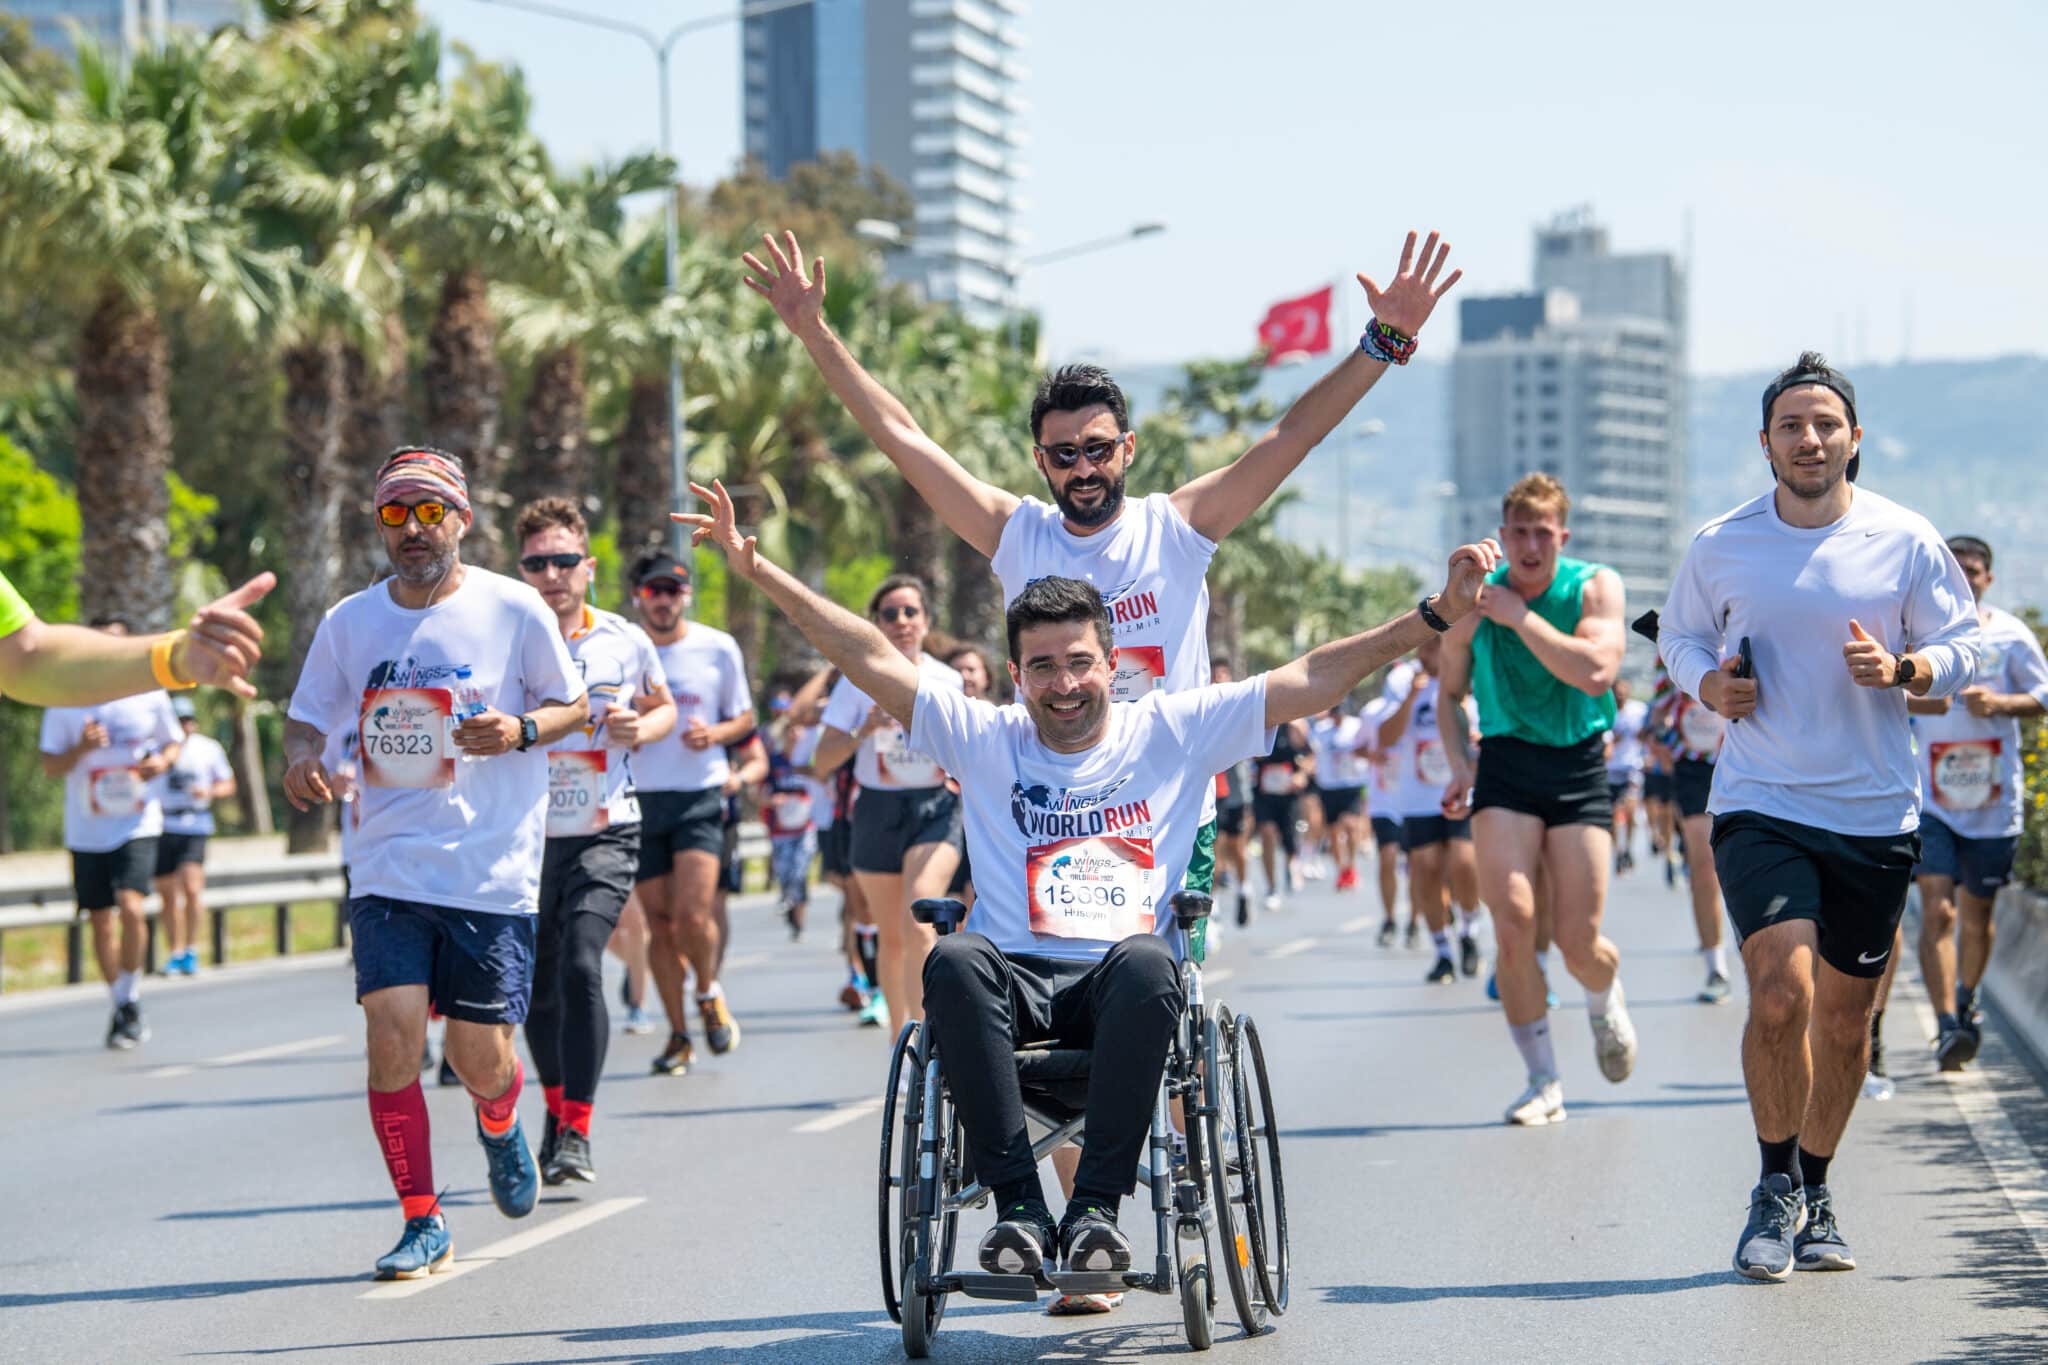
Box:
[7,224,2041,1300]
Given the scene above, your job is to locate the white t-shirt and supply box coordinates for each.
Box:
[1659,487,1980,836]
[1910,604,2048,840]
[783,724,835,832]
[911,675,1274,961]
[540,607,669,838]
[632,624,752,795]
[325,725,362,864]
[990,492,1216,702]
[1309,714,1371,790]
[1607,698,1649,777]
[822,655,963,790]
[40,692,182,852]
[159,732,233,836]
[1379,668,1473,820]
[286,568,585,916]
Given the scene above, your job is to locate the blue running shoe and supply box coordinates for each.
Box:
[1483,968,1557,1009]
[476,1114,538,1219]
[374,1214,452,1279]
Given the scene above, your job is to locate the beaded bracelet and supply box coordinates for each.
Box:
[1359,318,1418,366]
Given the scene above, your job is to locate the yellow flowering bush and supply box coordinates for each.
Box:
[2014,610,2048,892]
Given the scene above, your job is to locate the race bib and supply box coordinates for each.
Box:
[87,765,147,817]
[1678,701,1724,756]
[1415,739,1453,788]
[360,688,454,789]
[1110,645,1166,703]
[1258,762,1296,796]
[767,790,814,835]
[1930,739,2000,812]
[1027,836,1155,941]
[546,750,609,836]
[875,725,944,788]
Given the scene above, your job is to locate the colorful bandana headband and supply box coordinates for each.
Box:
[374,448,470,510]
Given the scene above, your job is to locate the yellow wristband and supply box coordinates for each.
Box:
[151,632,196,691]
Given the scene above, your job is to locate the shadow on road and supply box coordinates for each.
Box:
[1321,1272,1728,1304]
[100,1090,360,1115]
[161,1192,487,1221]
[1,1275,364,1309]
[613,1098,872,1122]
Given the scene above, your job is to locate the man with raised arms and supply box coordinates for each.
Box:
[680,479,1495,1279]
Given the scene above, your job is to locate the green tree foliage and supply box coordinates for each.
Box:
[0,435,79,850]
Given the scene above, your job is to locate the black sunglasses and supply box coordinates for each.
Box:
[1036,435,1125,470]
[520,553,586,573]
[878,605,923,623]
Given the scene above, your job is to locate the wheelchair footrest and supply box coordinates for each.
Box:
[1046,1270,1151,1295]
[939,1272,1040,1302]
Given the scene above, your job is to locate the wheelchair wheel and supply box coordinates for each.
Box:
[899,1032,958,1358]
[1204,1007,1268,1336]
[1233,1013,1291,1316]
[1180,1259,1215,1351]
[879,1021,918,1325]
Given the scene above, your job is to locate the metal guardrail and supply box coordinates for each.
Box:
[0,823,773,993]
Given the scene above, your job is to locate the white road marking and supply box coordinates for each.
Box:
[359,1197,645,1299]
[1905,990,2048,1269]
[722,952,770,971]
[1205,968,1236,985]
[148,1033,346,1080]
[1266,937,1318,959]
[1339,914,1379,934]
[793,1097,884,1134]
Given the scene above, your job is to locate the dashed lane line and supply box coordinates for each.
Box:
[358,1197,646,1299]
[793,1097,885,1134]
[1266,937,1318,960]
[148,1033,347,1080]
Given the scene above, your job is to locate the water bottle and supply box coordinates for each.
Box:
[454,666,488,764]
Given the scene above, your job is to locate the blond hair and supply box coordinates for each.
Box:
[1502,472,1571,524]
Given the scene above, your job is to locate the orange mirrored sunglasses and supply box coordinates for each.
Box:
[377,501,450,527]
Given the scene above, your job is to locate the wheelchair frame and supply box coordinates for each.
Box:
[878,892,1289,1357]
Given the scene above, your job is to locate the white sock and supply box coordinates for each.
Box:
[696,982,724,1002]
[1510,1018,1557,1081]
[1533,947,1552,976]
[1586,979,1622,1019]
[1455,904,1480,936]
[113,971,138,1006]
[1704,944,1729,977]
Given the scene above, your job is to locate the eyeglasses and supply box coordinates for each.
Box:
[878,605,923,624]
[1022,655,1107,686]
[378,501,450,527]
[520,553,586,573]
[1035,436,1125,470]
[637,582,685,599]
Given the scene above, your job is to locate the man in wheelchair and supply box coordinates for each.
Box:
[676,480,1497,1278]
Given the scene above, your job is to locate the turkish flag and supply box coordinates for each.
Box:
[1256,285,1333,365]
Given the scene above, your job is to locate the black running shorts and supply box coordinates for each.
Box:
[635,788,726,883]
[1250,793,1297,829]
[1371,815,1404,848]
[72,840,157,913]
[1315,786,1364,820]
[154,832,209,878]
[1643,768,1675,803]
[1674,758,1716,820]
[540,823,638,930]
[1472,734,1612,829]
[1711,809,1918,979]
[1399,814,1472,851]
[851,785,962,875]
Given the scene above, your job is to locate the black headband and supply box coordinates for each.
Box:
[1947,535,1992,569]
[1762,368,1860,481]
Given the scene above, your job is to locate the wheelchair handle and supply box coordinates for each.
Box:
[1169,891,1213,931]
[912,898,968,935]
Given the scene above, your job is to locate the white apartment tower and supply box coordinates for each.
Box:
[16,0,247,60]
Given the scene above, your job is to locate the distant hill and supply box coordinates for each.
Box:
[1111,352,2048,612]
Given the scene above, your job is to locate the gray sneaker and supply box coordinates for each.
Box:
[1590,983,1638,1082]
[1504,1074,1566,1126]
[1733,1174,1807,1281]
[1794,1184,1855,1271]
[1697,971,1732,1005]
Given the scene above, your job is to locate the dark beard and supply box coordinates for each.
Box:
[1051,470,1127,529]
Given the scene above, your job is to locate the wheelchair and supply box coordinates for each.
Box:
[878,891,1290,1357]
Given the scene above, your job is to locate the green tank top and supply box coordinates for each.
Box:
[1471,556,1617,748]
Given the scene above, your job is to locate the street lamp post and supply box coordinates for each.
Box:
[1339,418,1385,569]
[1009,221,1167,354]
[467,0,817,562]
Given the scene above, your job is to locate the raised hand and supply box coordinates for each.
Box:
[1357,231,1463,338]
[672,480,759,581]
[172,572,276,698]
[1437,539,1501,622]
[741,230,828,335]
[1843,619,1898,689]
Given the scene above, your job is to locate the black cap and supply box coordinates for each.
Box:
[630,552,691,589]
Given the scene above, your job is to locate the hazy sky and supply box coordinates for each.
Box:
[424,0,2045,375]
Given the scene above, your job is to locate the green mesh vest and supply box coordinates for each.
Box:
[1471,556,1617,747]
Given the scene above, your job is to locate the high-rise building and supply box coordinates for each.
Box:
[742,0,1029,326]
[17,0,247,61]
[1448,209,1688,672]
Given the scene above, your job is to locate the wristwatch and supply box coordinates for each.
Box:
[1417,594,1452,634]
[1889,655,1917,690]
[516,715,540,750]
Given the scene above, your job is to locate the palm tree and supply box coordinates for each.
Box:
[0,33,294,630]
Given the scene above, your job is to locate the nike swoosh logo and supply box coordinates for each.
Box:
[1763,895,1789,922]
[1865,529,1883,537]
[1858,949,1889,965]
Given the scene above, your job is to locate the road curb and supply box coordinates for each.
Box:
[1985,886,2048,1077]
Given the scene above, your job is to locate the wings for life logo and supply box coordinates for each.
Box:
[366,657,462,690]
[1010,775,1152,839]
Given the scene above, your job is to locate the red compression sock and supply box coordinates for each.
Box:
[543,1084,564,1120]
[472,1060,523,1138]
[367,1082,438,1220]
[559,1100,593,1136]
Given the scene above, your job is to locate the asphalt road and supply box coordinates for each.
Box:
[4,854,2047,1363]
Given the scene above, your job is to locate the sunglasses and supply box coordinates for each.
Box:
[520,553,587,573]
[878,606,923,623]
[637,582,686,599]
[378,501,450,527]
[1035,436,1124,470]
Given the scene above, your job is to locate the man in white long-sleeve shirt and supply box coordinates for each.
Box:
[1658,351,1979,1284]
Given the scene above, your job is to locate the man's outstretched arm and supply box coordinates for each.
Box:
[1172,232,1462,543]
[744,231,1018,558]
[0,573,278,707]
[676,483,921,726]
[1264,541,1498,730]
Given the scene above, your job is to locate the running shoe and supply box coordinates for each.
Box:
[1048,1291,1125,1315]
[978,1200,1055,1275]
[1504,1074,1566,1126]
[537,1112,561,1182]
[1485,969,1499,1001]
[1403,919,1420,950]
[699,994,740,1055]
[651,1031,694,1076]
[621,1005,655,1035]
[838,973,869,1012]
[106,1006,133,1051]
[1543,971,1559,1011]
[1733,1174,1806,1281]
[374,1213,452,1280]
[1795,1185,1854,1270]
[1936,1016,1981,1071]
[1860,1069,1895,1102]
[1335,865,1357,891]
[1459,934,1481,978]
[120,1002,150,1045]
[1058,1203,1133,1273]
[1698,971,1733,1005]
[1664,857,1678,888]
[438,1054,461,1087]
[547,1128,596,1184]
[858,993,890,1030]
[1235,893,1249,928]
[1264,893,1282,913]
[475,1113,538,1219]
[1426,956,1457,985]
[1377,920,1397,948]
[1590,984,1638,1082]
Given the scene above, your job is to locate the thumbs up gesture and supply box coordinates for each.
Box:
[1843,619,1901,689]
